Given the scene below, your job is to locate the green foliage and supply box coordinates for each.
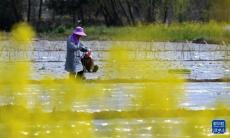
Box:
[210,0,230,22]
[85,22,229,43]
[38,22,230,43]
[55,26,65,34]
[168,69,191,74]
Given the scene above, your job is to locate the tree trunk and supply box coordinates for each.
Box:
[11,0,21,22]
[102,5,112,26]
[100,0,116,26]
[147,0,156,22]
[163,6,168,23]
[72,11,76,25]
[98,0,109,26]
[79,6,85,25]
[126,0,135,25]
[110,0,122,25]
[27,0,31,22]
[162,0,170,24]
[38,0,43,21]
[118,0,132,25]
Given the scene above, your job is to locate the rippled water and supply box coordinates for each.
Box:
[0,41,230,80]
[0,82,229,111]
[1,82,229,137]
[0,41,230,137]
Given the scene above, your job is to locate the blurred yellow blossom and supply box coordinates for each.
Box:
[11,22,35,46]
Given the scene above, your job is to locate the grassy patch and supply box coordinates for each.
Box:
[39,22,230,44]
[168,69,192,74]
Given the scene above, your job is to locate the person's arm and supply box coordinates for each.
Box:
[79,43,90,52]
[67,39,90,52]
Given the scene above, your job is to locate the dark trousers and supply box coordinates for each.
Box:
[69,70,85,79]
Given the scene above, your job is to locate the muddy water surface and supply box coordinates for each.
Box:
[0,41,230,137]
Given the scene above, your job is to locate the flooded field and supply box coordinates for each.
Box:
[0,41,230,137]
[1,41,230,80]
[0,81,230,137]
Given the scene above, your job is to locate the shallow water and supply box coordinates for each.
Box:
[0,41,230,137]
[0,82,229,112]
[1,41,230,80]
[0,82,229,137]
[0,41,230,79]
[1,41,230,110]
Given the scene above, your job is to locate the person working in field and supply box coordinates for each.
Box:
[65,26,90,79]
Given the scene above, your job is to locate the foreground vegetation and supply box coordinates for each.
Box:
[1,22,230,138]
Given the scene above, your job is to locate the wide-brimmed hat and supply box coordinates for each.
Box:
[73,26,87,36]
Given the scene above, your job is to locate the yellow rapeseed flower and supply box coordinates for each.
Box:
[11,22,35,46]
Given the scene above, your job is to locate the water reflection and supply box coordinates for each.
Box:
[0,83,230,112]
